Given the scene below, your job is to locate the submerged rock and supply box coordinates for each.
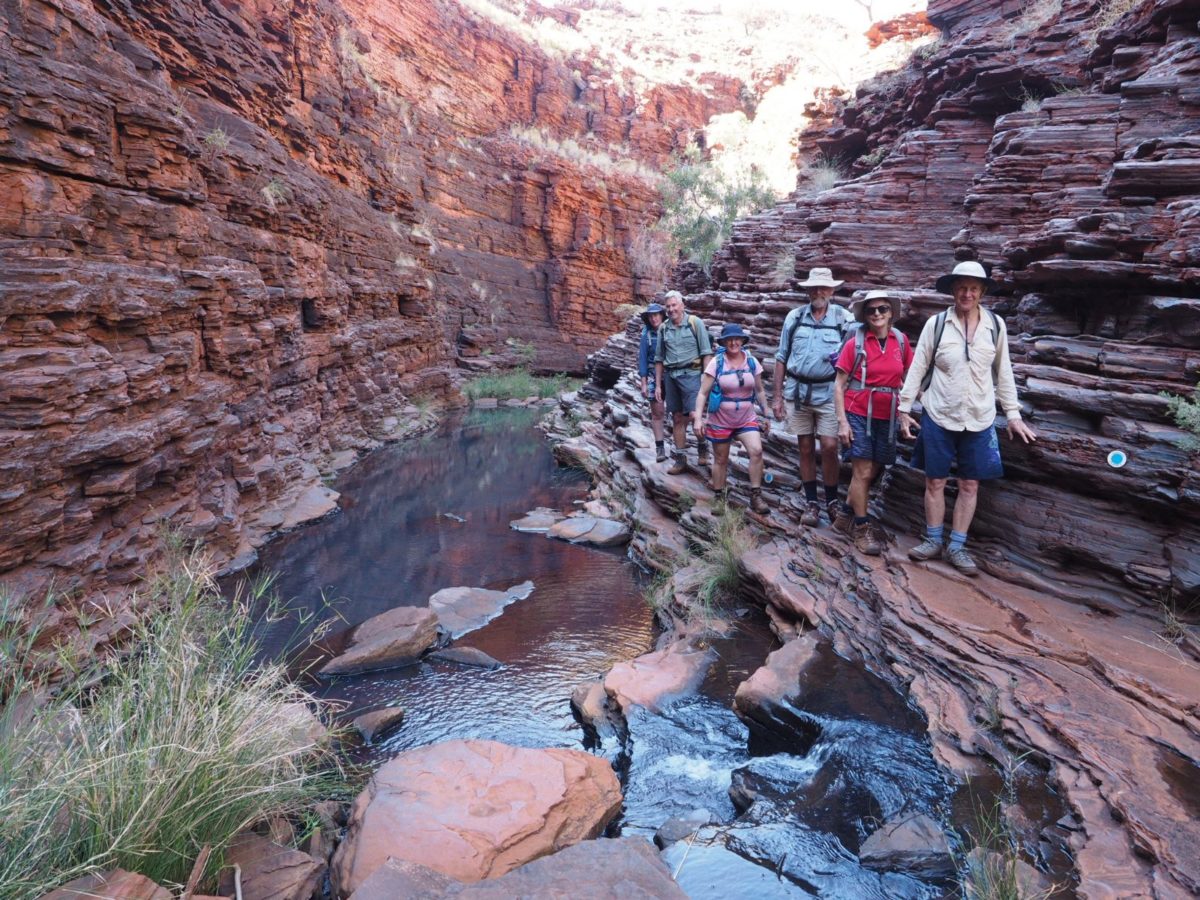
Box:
[547,515,631,547]
[429,580,535,638]
[352,706,405,744]
[859,813,954,878]
[509,507,566,532]
[733,632,823,755]
[350,837,684,899]
[330,738,623,894]
[429,646,503,669]
[654,808,715,848]
[318,605,439,677]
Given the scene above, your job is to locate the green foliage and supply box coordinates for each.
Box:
[505,338,538,363]
[642,571,674,612]
[0,546,343,898]
[202,127,230,153]
[657,145,778,274]
[694,507,752,610]
[1162,381,1200,450]
[464,368,581,401]
[800,156,846,195]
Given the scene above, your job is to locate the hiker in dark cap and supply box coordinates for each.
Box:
[656,290,714,475]
[637,302,668,461]
[694,323,771,514]
[898,261,1037,576]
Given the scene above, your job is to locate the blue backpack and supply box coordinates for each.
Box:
[707,349,758,414]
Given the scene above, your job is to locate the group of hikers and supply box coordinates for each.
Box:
[634,263,1037,576]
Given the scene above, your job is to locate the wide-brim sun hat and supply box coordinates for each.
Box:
[716,322,750,344]
[640,302,666,325]
[799,267,843,288]
[851,290,902,323]
[935,260,994,296]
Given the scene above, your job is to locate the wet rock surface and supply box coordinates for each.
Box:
[330,738,623,894]
[318,605,439,676]
[351,706,405,744]
[858,813,955,879]
[429,581,535,639]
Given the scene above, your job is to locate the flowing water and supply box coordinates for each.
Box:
[230,406,1067,896]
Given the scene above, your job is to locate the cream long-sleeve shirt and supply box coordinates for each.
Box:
[898,307,1023,432]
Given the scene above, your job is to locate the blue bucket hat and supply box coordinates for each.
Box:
[716,323,750,345]
[640,302,666,325]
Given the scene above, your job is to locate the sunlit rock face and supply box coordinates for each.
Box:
[690,0,1200,604]
[0,0,750,596]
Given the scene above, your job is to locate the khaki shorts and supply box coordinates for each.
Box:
[787,402,839,437]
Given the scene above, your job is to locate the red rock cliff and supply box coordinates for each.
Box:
[0,0,741,596]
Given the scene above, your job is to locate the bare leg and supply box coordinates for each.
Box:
[819,435,841,487]
[848,459,883,516]
[672,412,688,451]
[924,477,948,528]
[951,478,979,534]
[710,441,731,490]
[797,435,816,482]
[739,431,764,487]
[650,400,665,443]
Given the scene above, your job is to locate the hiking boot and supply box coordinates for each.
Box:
[655,443,668,463]
[826,499,842,524]
[711,488,729,514]
[853,521,882,556]
[697,441,710,466]
[946,546,980,577]
[832,505,854,535]
[749,487,769,515]
[667,452,688,476]
[908,537,943,561]
[801,500,821,527]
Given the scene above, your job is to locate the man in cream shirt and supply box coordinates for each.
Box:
[898,261,1037,576]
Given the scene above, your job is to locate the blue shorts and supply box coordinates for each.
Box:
[847,412,897,465]
[911,412,1004,480]
[663,368,701,415]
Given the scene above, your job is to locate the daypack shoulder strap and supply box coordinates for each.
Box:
[919,311,949,394]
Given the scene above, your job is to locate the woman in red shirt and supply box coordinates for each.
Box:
[832,291,913,555]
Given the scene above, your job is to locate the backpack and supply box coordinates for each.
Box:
[918,309,1003,394]
[782,304,849,369]
[707,349,758,414]
[833,325,910,391]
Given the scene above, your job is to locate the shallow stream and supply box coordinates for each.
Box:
[231,407,1014,896]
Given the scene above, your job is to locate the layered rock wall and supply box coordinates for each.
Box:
[673,0,1200,602]
[0,0,737,596]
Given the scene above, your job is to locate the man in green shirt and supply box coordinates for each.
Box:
[654,291,714,475]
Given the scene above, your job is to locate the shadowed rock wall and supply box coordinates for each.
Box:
[0,0,740,596]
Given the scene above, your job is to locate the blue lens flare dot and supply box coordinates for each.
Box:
[1107,449,1128,468]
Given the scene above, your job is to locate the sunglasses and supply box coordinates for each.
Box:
[865,305,891,315]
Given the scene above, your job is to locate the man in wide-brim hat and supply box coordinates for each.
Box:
[772,266,855,528]
[897,260,1037,577]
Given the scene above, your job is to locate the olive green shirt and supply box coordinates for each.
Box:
[655,314,713,368]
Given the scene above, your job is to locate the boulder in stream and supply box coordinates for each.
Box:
[429,646,503,669]
[547,516,630,547]
[352,706,405,744]
[318,605,439,677]
[330,738,623,894]
[603,642,717,715]
[349,837,685,899]
[732,631,823,755]
[858,812,955,878]
[429,581,535,638]
[509,507,566,532]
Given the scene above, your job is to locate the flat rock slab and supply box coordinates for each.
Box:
[509,508,566,532]
[430,581,534,638]
[331,738,623,894]
[547,516,631,547]
[859,813,954,878]
[43,870,172,900]
[349,837,685,899]
[352,706,405,743]
[733,632,823,755]
[217,832,325,900]
[319,605,439,676]
[429,646,502,669]
[604,642,717,714]
[280,484,340,531]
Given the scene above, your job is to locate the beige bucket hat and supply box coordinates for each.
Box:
[935,260,994,295]
[798,267,843,288]
[850,290,902,323]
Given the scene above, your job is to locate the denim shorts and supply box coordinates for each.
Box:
[911,412,1004,480]
[663,368,701,415]
[847,412,897,465]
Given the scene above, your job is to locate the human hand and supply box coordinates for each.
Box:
[761,415,771,435]
[1007,419,1037,444]
[898,411,916,440]
[772,397,784,421]
[692,413,704,440]
[837,418,852,447]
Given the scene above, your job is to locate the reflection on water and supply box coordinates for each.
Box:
[234,406,656,752]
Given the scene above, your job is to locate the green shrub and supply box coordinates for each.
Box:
[464,368,581,401]
[694,507,752,610]
[1162,381,1200,450]
[0,547,341,897]
[656,145,778,274]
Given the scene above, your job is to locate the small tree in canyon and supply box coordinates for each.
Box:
[657,145,777,275]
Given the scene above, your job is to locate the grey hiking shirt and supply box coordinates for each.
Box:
[774,303,854,407]
[656,314,713,369]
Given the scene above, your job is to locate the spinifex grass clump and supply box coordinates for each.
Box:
[464,367,580,400]
[0,545,341,898]
[694,507,752,610]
